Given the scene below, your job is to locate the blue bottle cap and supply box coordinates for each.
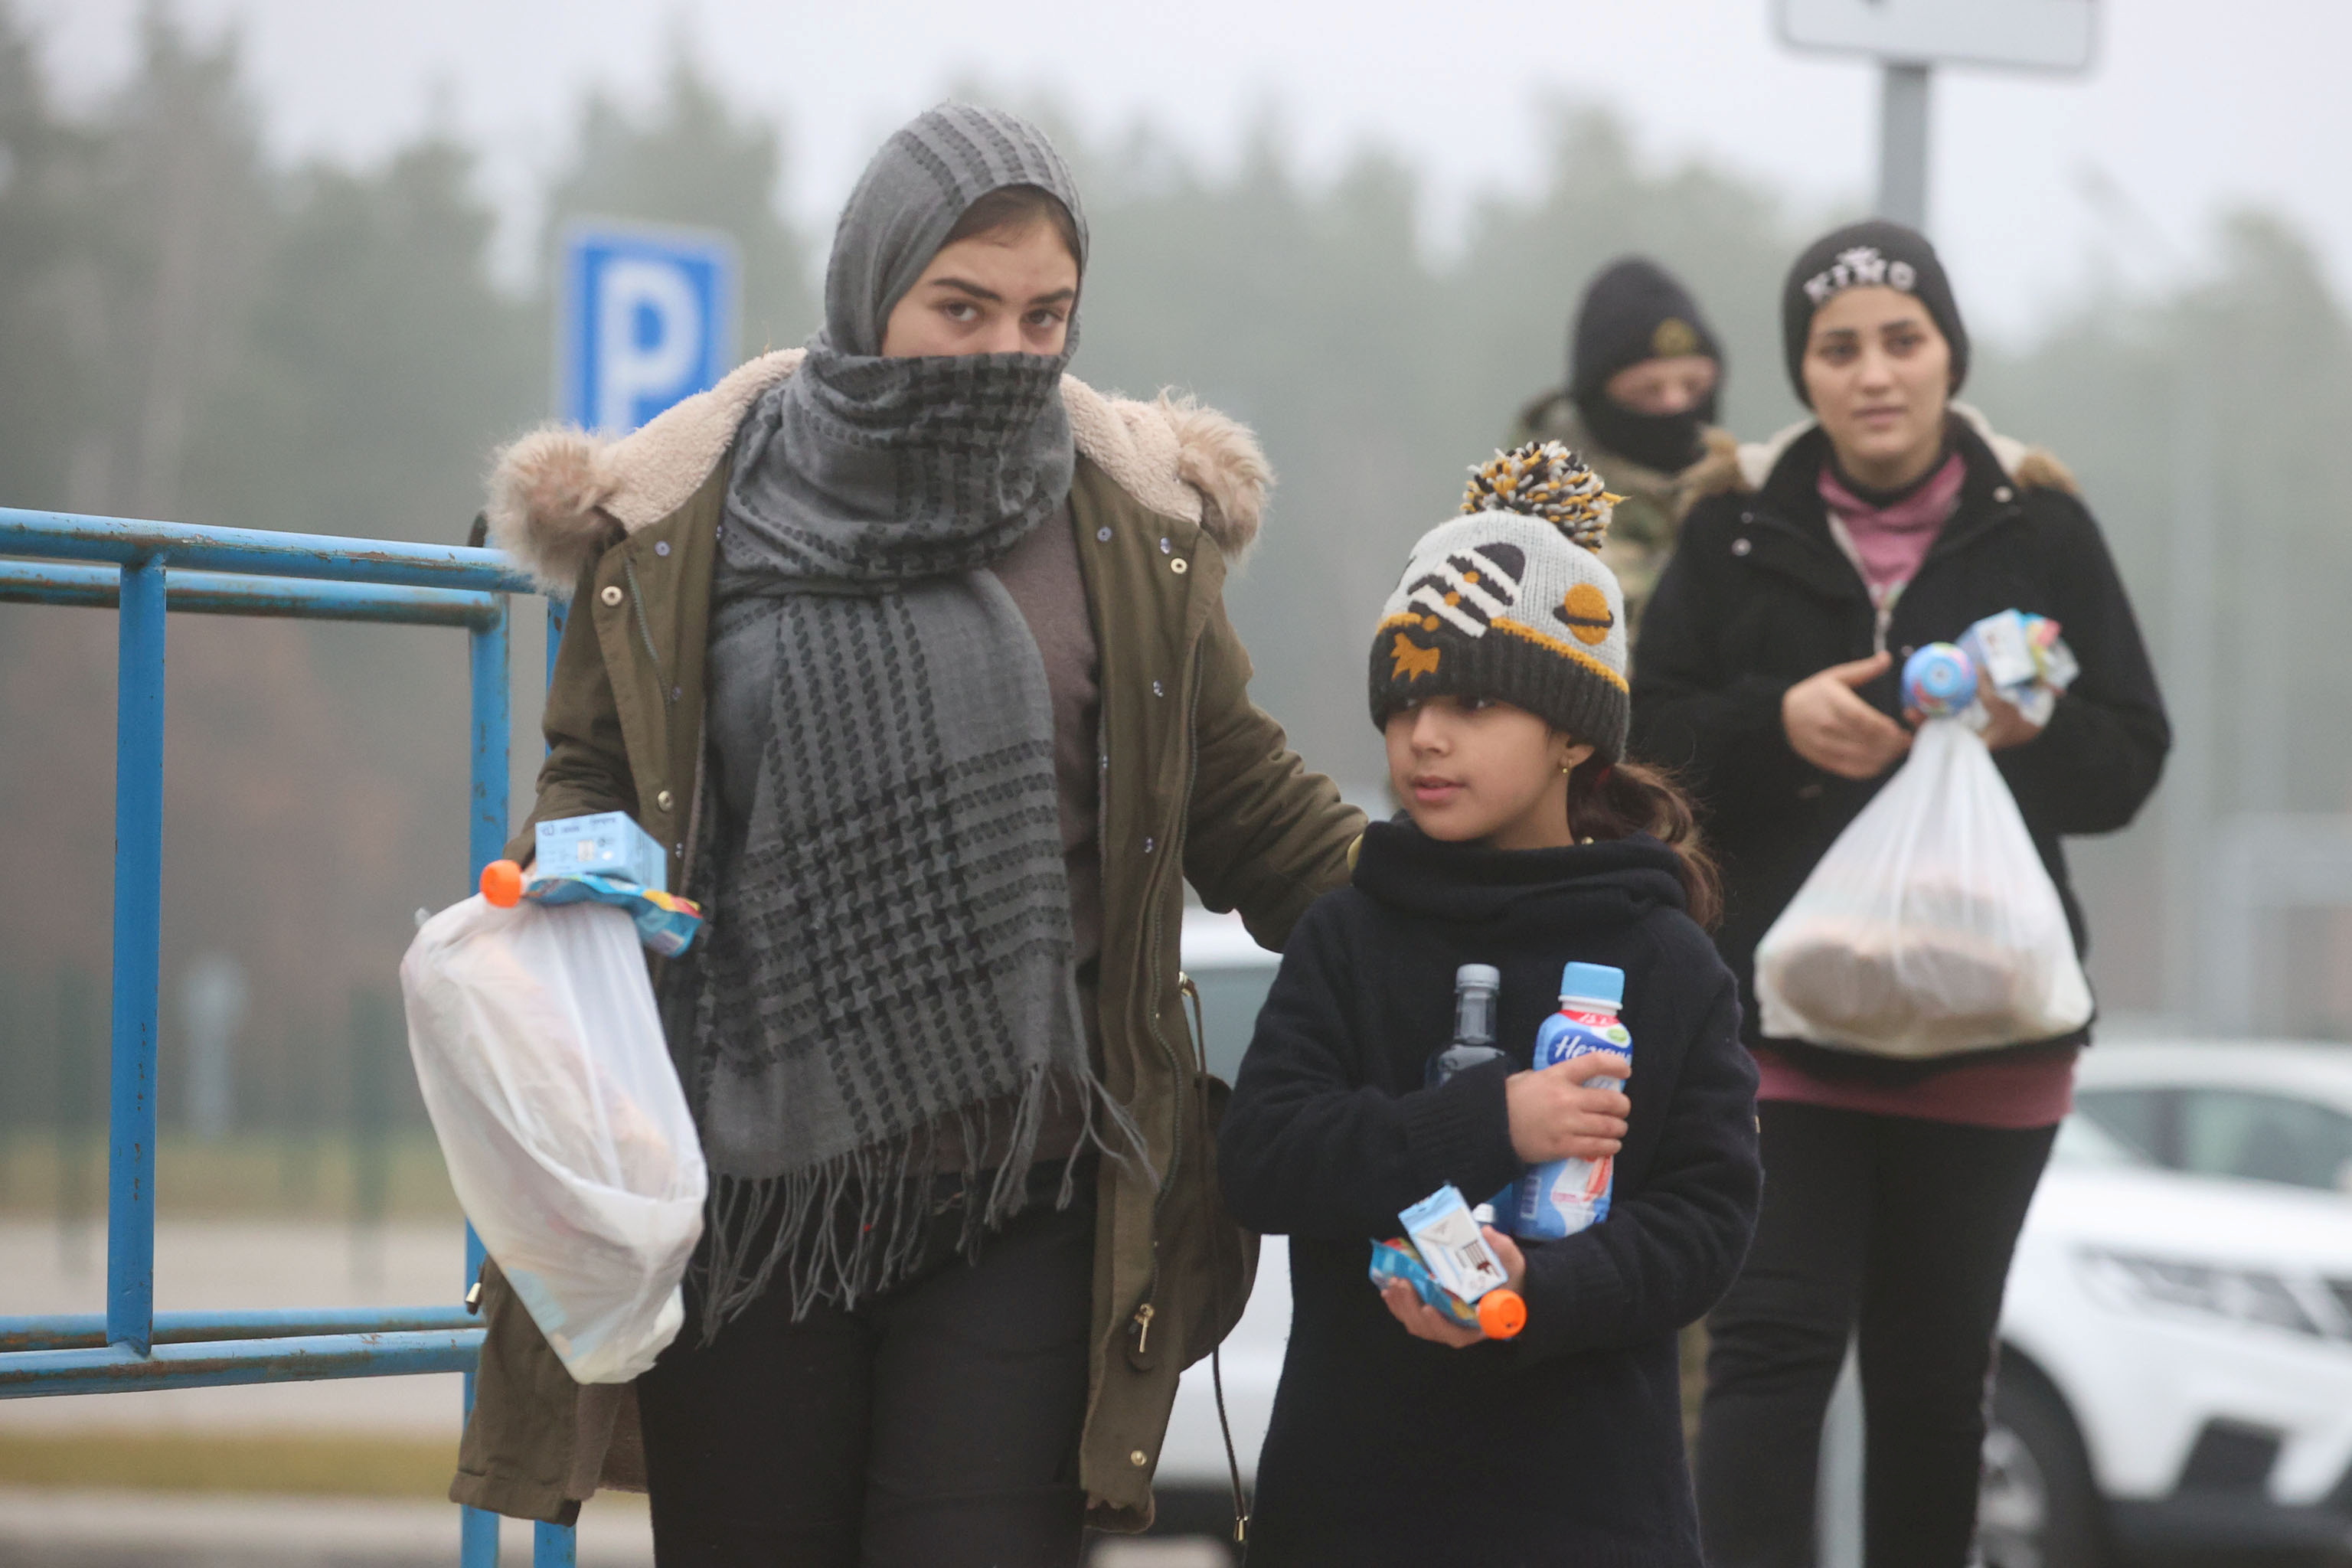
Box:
[1559,962,1625,1008]
[1902,642,1976,718]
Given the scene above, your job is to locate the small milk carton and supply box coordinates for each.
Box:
[1399,1184,1511,1305]
[534,812,668,893]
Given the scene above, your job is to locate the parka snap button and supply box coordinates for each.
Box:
[1171,557,1188,574]
[1730,537,1753,557]
[1143,837,1156,854]
[654,541,671,557]
[1129,1450,1148,1468]
[1159,537,1173,554]
[1096,526,1113,543]
[1994,485,2015,503]
[599,584,624,606]
[1151,680,1165,697]
[655,790,675,812]
[671,686,682,701]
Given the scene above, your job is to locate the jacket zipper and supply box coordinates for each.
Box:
[622,556,670,704]
[1130,641,1207,1360]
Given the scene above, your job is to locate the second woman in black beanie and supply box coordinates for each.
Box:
[1779,219,1969,403]
[1632,217,2168,1568]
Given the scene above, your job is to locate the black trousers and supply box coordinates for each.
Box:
[1694,1100,2056,1568]
[637,1179,1096,1568]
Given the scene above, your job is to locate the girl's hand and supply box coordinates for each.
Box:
[1783,652,1912,779]
[1379,1228,1527,1348]
[1507,1053,1632,1163]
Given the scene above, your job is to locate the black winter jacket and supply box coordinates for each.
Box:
[1629,418,2169,1076]
[1219,823,1762,1567]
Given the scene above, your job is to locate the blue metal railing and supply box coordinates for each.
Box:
[0,507,567,1567]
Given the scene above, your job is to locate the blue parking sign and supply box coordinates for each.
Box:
[559,221,741,435]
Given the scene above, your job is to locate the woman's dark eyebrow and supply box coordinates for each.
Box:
[926,276,1004,304]
[925,277,1077,308]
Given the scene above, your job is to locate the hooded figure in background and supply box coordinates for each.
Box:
[1513,256,1729,639]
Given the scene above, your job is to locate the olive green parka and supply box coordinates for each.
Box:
[450,350,1364,1532]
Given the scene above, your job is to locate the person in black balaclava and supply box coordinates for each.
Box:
[1512,257,1726,639]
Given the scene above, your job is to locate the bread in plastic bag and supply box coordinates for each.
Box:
[1753,718,2093,1059]
[400,895,706,1382]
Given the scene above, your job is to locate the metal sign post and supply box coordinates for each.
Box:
[1775,0,2098,231]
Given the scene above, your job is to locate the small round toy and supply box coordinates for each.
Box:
[479,859,525,908]
[1902,642,1976,718]
[1477,1287,1527,1340]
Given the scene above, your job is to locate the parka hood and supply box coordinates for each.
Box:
[1351,817,1689,927]
[485,348,1274,597]
[1682,400,2077,507]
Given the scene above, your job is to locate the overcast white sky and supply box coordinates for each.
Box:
[21,0,2349,344]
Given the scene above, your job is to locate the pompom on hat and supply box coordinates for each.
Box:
[1368,441,1633,763]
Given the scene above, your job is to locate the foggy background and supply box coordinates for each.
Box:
[2,0,2350,1159]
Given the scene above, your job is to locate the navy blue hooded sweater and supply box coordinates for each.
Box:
[1219,822,1761,1568]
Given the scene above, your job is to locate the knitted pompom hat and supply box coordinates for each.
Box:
[1368,442,1632,762]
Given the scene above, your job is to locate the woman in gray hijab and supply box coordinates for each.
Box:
[469,104,1364,1565]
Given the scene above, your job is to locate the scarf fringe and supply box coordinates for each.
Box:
[694,1059,1148,1341]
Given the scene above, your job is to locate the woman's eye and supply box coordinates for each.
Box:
[1025,309,1065,330]
[1884,330,1922,356]
[942,301,978,322]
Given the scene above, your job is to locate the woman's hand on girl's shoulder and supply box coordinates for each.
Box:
[1379,1229,1527,1348]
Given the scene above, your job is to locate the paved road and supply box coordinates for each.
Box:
[1,1223,1230,1566]
[0,1490,1226,1567]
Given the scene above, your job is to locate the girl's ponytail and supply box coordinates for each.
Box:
[1567,760,1723,929]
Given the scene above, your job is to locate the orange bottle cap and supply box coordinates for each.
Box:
[480,860,524,908]
[1477,1288,1527,1340]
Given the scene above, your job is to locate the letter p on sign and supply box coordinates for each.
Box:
[560,221,741,436]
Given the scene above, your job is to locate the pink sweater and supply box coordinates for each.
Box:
[1756,452,2078,1129]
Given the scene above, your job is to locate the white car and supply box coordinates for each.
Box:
[1984,1037,2352,1567]
[1156,913,2352,1566]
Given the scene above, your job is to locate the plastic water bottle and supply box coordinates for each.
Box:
[1514,962,1632,1240]
[1426,964,1513,1224]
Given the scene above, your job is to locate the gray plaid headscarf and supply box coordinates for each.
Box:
[681,105,1135,1330]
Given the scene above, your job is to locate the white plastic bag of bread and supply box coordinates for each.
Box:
[400,895,707,1382]
[1754,719,2094,1059]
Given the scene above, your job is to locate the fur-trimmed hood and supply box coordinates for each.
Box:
[485,349,1273,597]
[1681,401,2077,506]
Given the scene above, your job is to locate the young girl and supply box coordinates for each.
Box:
[1218,444,1762,1566]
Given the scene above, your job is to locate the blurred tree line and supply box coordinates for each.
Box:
[2,5,2349,1158]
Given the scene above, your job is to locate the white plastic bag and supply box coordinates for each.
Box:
[1753,720,2093,1059]
[400,896,707,1382]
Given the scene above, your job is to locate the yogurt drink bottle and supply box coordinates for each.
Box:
[1514,962,1632,1240]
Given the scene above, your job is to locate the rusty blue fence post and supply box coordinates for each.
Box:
[107,555,165,1355]
[461,596,510,1568]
